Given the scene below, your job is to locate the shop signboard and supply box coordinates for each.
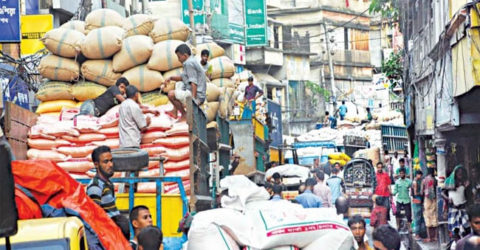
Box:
[244,0,266,46]
[267,100,282,147]
[20,15,53,55]
[0,0,20,42]
[182,0,205,25]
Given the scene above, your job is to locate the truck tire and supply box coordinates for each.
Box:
[112,148,149,171]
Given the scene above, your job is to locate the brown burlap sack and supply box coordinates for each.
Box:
[149,18,190,43]
[162,67,183,92]
[112,35,153,72]
[41,28,85,58]
[211,78,234,88]
[196,42,225,59]
[60,20,87,34]
[123,14,156,37]
[81,26,124,59]
[210,56,235,80]
[36,81,74,101]
[206,82,221,102]
[81,60,122,87]
[122,64,165,92]
[38,54,80,82]
[147,40,184,72]
[85,8,125,32]
[72,81,107,101]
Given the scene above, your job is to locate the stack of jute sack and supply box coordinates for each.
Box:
[36,9,192,115]
[27,103,192,195]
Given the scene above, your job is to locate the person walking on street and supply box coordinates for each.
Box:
[412,170,424,240]
[371,196,389,229]
[394,158,410,179]
[119,85,158,148]
[374,162,392,221]
[339,101,348,121]
[443,165,471,240]
[164,44,207,122]
[313,170,332,207]
[327,168,345,204]
[393,167,412,231]
[455,204,480,250]
[242,76,263,119]
[372,225,401,250]
[137,226,163,250]
[349,214,373,250]
[77,77,129,117]
[422,167,438,242]
[295,178,323,208]
[271,185,283,201]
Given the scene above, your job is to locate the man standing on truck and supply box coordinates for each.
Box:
[200,49,212,80]
[242,76,264,119]
[164,44,207,122]
[339,101,348,121]
[130,205,153,249]
[374,162,392,221]
[87,146,120,218]
[77,77,129,117]
[119,85,158,148]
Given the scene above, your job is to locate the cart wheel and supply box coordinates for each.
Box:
[112,148,149,171]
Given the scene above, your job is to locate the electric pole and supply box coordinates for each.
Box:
[188,0,197,46]
[322,22,336,113]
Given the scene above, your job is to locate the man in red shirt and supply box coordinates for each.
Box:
[374,162,392,221]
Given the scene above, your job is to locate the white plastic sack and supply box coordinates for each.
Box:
[264,164,311,181]
[219,175,270,211]
[301,230,355,250]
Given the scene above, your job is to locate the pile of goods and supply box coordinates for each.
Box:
[327,152,351,166]
[31,10,244,195]
[28,103,191,195]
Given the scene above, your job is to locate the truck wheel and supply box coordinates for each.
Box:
[112,148,149,171]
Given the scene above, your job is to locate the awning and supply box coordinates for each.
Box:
[254,73,284,87]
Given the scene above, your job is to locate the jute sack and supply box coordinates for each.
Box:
[38,54,80,82]
[72,81,107,101]
[81,60,121,87]
[162,67,183,92]
[147,40,184,72]
[123,14,155,37]
[196,42,225,59]
[85,8,125,32]
[41,28,85,58]
[36,81,74,102]
[60,20,86,34]
[219,87,234,118]
[112,35,153,72]
[210,56,235,79]
[203,102,219,122]
[81,26,124,59]
[122,64,164,92]
[141,91,169,106]
[149,18,190,43]
[206,82,221,102]
[211,78,234,88]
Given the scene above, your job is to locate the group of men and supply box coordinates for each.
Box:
[324,101,374,129]
[86,146,162,250]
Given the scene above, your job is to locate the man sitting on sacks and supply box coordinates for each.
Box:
[162,44,207,122]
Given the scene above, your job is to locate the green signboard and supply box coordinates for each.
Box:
[182,0,205,25]
[229,23,244,44]
[244,0,266,46]
[210,0,245,44]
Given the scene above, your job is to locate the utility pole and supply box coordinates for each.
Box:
[188,0,197,46]
[322,22,336,113]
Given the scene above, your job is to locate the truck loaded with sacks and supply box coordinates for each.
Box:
[19,9,238,211]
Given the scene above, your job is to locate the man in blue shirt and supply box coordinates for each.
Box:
[338,101,348,120]
[324,111,337,129]
[295,178,322,208]
[327,167,345,204]
[271,184,283,201]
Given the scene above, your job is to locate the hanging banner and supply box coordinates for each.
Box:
[20,14,53,55]
[0,0,21,42]
[267,100,282,148]
[244,0,267,47]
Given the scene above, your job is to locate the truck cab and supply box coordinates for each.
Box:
[0,217,87,250]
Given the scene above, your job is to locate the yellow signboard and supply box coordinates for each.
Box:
[20,15,53,55]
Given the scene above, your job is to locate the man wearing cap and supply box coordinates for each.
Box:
[242,76,263,119]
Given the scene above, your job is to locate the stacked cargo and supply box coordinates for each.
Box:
[29,9,200,195]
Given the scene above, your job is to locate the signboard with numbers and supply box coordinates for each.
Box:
[244,0,266,46]
[0,0,20,42]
